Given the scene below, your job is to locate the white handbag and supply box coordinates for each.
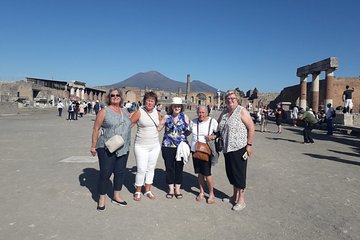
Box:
[105,135,124,153]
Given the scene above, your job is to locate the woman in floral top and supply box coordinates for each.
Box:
[218,90,254,211]
[159,97,190,199]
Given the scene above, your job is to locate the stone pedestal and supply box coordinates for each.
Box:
[343,113,354,126]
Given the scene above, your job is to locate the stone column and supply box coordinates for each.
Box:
[300,76,307,109]
[311,72,320,112]
[325,68,335,108]
[81,89,85,100]
[186,74,190,100]
[217,89,221,110]
[70,87,75,96]
[75,88,80,98]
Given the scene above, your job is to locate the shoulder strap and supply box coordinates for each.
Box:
[197,118,213,141]
[142,107,158,128]
[208,118,213,135]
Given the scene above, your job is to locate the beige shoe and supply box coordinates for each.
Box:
[232,202,246,211]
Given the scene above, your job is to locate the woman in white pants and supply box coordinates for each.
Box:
[131,91,161,201]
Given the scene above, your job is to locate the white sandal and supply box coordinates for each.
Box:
[144,191,155,200]
[133,192,142,201]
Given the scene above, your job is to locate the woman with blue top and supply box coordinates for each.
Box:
[158,97,190,199]
[90,89,132,211]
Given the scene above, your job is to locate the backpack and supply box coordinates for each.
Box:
[68,104,73,112]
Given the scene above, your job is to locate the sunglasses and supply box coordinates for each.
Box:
[110,94,120,97]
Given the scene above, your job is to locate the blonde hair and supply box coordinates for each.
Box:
[225,90,241,104]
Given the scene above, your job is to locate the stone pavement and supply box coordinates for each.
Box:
[0,109,359,240]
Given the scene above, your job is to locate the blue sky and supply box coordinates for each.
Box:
[1,0,359,92]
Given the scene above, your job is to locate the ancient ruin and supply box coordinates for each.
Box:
[296,57,338,111]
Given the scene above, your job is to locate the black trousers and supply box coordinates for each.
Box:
[161,147,184,185]
[224,147,248,189]
[96,148,129,195]
[303,124,314,143]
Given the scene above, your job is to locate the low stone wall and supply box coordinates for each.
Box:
[352,113,360,126]
[0,102,18,115]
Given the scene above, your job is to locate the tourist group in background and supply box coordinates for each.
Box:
[90,88,255,212]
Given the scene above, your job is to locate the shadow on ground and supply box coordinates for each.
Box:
[79,167,228,202]
[303,153,360,166]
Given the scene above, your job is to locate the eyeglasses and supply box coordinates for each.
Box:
[110,94,120,97]
[226,97,237,100]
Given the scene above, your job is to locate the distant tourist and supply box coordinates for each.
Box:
[275,104,285,133]
[298,107,317,144]
[291,105,299,127]
[67,101,75,121]
[94,100,100,115]
[125,101,132,112]
[79,102,85,118]
[57,100,64,117]
[260,105,269,132]
[326,103,336,135]
[156,103,162,112]
[342,85,355,113]
[87,102,92,114]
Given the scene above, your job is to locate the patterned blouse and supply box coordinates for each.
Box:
[96,106,132,157]
[162,113,189,148]
[218,105,247,153]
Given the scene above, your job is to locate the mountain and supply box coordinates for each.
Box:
[105,71,218,93]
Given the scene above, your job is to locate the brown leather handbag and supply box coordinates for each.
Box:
[193,119,212,161]
[193,141,211,161]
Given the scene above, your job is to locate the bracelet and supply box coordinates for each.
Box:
[247,143,252,146]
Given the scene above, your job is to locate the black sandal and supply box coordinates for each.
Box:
[174,193,183,199]
[166,193,174,199]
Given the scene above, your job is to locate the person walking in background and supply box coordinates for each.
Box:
[130,91,161,201]
[291,105,299,127]
[298,107,317,144]
[326,103,336,135]
[90,88,132,211]
[87,102,92,114]
[94,100,100,115]
[158,97,190,200]
[189,105,218,204]
[74,102,79,120]
[67,101,74,121]
[275,104,285,133]
[79,102,85,118]
[57,100,64,117]
[218,90,255,211]
[342,85,355,113]
[260,105,269,132]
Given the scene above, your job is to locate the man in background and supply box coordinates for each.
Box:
[342,85,355,113]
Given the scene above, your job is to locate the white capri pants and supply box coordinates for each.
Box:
[134,142,161,186]
[344,99,353,109]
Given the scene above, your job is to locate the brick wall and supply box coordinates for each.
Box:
[271,77,360,113]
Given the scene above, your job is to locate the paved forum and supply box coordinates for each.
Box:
[0,109,359,240]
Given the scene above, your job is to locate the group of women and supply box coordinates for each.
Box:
[90,88,254,212]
